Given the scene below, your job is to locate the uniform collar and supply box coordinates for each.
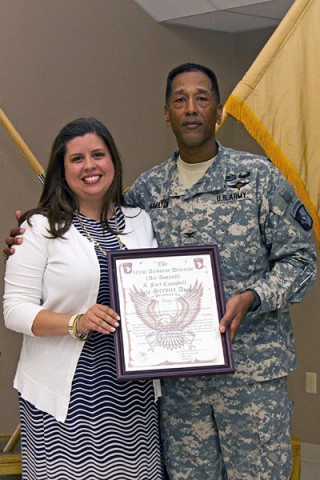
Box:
[162,142,226,198]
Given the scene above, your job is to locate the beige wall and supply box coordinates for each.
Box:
[0,0,318,445]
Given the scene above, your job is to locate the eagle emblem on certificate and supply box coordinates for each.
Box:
[129,280,203,351]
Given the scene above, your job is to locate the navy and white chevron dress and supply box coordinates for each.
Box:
[19,209,164,479]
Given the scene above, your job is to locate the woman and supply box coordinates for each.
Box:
[3,117,164,479]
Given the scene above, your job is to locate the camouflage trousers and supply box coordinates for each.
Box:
[159,376,293,480]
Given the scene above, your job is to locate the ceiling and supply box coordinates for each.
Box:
[133,0,295,33]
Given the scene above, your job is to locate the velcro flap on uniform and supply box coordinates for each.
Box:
[269,183,294,216]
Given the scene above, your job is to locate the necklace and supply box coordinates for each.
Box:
[76,209,125,255]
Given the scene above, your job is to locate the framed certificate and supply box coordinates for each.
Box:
[108,245,235,381]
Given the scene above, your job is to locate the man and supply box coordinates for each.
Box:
[125,63,317,480]
[5,63,317,479]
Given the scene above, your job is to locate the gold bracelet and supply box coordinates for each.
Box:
[68,314,88,341]
[68,315,78,340]
[74,314,88,341]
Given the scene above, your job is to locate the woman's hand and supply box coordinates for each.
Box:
[78,304,120,335]
[31,305,120,337]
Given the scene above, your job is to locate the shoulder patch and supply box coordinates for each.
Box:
[291,200,313,231]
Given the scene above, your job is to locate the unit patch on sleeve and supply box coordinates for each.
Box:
[291,200,313,231]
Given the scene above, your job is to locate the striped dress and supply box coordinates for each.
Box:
[19,208,164,480]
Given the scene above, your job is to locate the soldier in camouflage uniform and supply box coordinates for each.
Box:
[125,63,317,480]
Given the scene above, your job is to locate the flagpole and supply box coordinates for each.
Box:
[215,106,228,134]
[0,108,45,184]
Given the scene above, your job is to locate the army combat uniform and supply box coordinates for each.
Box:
[125,143,317,480]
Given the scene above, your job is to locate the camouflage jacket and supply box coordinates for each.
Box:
[125,143,317,384]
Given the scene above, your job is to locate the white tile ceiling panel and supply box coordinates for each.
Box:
[134,0,273,21]
[134,0,295,32]
[168,10,280,32]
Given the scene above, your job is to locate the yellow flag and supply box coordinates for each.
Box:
[224,0,320,244]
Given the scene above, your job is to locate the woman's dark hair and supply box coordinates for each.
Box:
[165,63,220,104]
[20,117,126,237]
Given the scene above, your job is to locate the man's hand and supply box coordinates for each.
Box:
[3,210,24,259]
[219,290,254,340]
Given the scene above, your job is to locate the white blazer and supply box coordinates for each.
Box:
[3,207,157,422]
